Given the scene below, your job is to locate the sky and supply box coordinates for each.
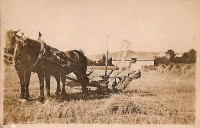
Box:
[1,0,200,55]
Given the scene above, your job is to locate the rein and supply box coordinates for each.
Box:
[30,44,71,69]
[29,48,45,70]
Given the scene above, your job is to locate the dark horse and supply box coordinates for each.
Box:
[10,31,89,101]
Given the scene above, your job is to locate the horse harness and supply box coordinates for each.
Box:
[41,45,90,77]
[14,40,88,78]
[35,45,75,69]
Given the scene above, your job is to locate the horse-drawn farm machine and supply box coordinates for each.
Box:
[62,38,131,93]
[4,32,131,93]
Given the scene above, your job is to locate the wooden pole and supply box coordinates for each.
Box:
[119,40,130,72]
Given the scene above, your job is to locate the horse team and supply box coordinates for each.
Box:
[5,30,90,102]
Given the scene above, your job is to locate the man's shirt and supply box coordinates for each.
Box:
[129,62,141,73]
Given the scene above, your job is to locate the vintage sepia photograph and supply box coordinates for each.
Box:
[1,0,200,127]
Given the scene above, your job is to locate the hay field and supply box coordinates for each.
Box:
[3,65,195,124]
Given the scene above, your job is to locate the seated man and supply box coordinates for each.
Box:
[116,58,141,91]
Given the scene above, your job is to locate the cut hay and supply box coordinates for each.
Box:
[181,64,192,76]
[178,64,196,78]
[158,63,196,78]
[170,64,182,76]
[187,65,196,77]
[157,64,166,74]
[164,64,174,74]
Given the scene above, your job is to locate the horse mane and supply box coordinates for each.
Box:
[73,50,87,59]
[78,49,85,55]
[5,30,14,43]
[25,38,42,53]
[5,30,20,45]
[74,49,86,56]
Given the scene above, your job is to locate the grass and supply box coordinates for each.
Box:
[3,65,195,124]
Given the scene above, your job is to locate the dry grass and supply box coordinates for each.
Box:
[3,65,195,124]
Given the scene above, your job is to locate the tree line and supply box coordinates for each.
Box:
[87,55,113,66]
[154,49,196,66]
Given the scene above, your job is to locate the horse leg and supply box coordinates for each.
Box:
[37,72,45,102]
[75,73,88,94]
[45,72,51,97]
[60,75,66,99]
[24,71,31,100]
[81,77,89,94]
[55,75,61,95]
[17,70,25,99]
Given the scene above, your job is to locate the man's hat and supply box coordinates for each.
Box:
[131,58,137,61]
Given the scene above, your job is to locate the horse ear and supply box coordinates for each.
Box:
[11,30,20,36]
[39,32,42,37]
[21,32,24,37]
[15,30,20,34]
[38,32,43,42]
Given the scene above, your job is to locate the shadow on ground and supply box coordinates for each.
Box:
[45,88,118,102]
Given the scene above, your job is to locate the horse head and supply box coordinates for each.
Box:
[13,33,27,66]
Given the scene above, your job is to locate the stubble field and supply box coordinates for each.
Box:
[3,65,195,125]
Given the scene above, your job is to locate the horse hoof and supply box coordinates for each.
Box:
[38,97,45,102]
[60,93,66,100]
[55,91,60,95]
[81,94,88,99]
[27,97,34,101]
[20,95,24,99]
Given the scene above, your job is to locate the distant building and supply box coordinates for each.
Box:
[175,53,183,58]
[87,50,160,67]
[112,50,158,67]
[112,59,154,68]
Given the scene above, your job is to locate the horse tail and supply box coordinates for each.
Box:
[73,50,87,62]
[73,50,87,72]
[72,51,80,63]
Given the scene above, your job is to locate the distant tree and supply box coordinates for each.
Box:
[188,49,196,63]
[181,49,196,63]
[154,56,161,66]
[87,59,94,66]
[181,52,189,63]
[101,55,113,66]
[165,49,175,63]
[154,56,170,66]
[102,55,106,66]
[174,57,182,63]
[108,57,114,66]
